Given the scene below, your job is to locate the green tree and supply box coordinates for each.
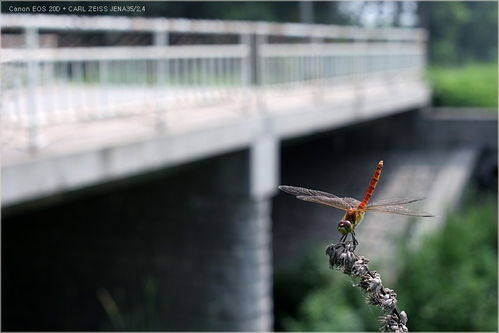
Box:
[274,194,497,331]
[274,247,381,331]
[418,1,498,64]
[396,196,498,331]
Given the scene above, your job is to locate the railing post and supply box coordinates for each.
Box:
[26,27,41,151]
[386,42,397,96]
[154,29,169,130]
[255,34,267,113]
[312,37,324,105]
[98,60,109,119]
[240,33,252,113]
[419,32,428,81]
[353,36,365,115]
[241,32,267,114]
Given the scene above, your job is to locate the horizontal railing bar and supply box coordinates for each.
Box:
[260,42,425,57]
[1,42,424,63]
[1,45,248,62]
[1,14,427,41]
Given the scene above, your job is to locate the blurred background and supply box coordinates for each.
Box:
[1,1,497,331]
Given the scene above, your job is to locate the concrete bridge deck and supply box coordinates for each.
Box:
[2,73,428,206]
[1,14,428,208]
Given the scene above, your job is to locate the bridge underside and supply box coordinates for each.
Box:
[3,150,273,331]
[2,74,428,207]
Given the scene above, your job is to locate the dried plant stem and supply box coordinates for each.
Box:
[325,241,408,332]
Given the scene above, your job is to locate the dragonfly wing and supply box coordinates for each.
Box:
[296,195,352,211]
[367,197,426,208]
[342,197,362,208]
[367,205,434,217]
[278,185,340,199]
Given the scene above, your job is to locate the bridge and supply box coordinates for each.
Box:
[1,14,429,205]
[2,14,495,331]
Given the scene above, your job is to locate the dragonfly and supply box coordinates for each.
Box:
[279,160,434,247]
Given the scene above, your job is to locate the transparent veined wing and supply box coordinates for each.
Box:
[367,197,426,208]
[367,205,434,217]
[342,197,362,208]
[278,185,353,210]
[278,185,341,199]
[295,195,353,211]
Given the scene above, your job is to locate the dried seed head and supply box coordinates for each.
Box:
[359,273,382,293]
[379,313,409,332]
[326,240,407,332]
[368,293,382,307]
[379,293,397,311]
[399,311,408,325]
[351,257,369,277]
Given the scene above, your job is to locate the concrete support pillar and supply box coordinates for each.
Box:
[2,148,278,331]
[159,150,274,331]
[178,195,272,330]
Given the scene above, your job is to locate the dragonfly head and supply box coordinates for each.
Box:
[337,220,353,235]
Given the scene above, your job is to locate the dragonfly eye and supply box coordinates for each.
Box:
[337,220,352,233]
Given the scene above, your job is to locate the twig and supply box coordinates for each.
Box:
[325,241,408,332]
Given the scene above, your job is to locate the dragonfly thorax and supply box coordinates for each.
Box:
[344,209,359,224]
[339,208,366,235]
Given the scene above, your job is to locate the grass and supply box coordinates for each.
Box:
[428,63,498,108]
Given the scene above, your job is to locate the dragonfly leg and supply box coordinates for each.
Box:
[339,233,347,244]
[351,231,359,249]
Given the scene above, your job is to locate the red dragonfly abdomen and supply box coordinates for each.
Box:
[358,160,383,210]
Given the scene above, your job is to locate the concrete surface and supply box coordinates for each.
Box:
[1,75,429,206]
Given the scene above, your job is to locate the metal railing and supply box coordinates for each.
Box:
[0,14,426,151]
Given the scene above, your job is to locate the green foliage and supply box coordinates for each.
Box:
[283,278,382,332]
[396,195,498,331]
[284,286,367,331]
[99,277,162,330]
[273,249,332,330]
[429,63,498,108]
[419,2,498,65]
[274,247,380,331]
[274,194,497,332]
